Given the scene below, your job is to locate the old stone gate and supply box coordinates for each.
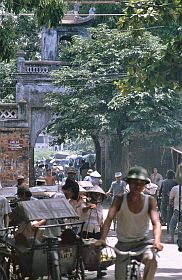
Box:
[0,12,113,188]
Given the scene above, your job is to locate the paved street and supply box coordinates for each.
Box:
[85,208,182,280]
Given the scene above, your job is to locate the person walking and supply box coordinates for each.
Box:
[168,184,182,243]
[159,170,176,227]
[95,166,163,280]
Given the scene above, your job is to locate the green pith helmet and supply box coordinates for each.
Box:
[126,166,150,184]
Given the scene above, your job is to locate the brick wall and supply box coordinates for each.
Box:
[0,128,29,187]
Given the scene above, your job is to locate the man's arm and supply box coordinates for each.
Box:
[149,196,163,251]
[106,184,113,196]
[95,195,122,246]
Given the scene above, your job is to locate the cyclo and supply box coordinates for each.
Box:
[0,197,85,280]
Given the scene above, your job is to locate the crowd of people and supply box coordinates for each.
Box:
[0,162,181,279]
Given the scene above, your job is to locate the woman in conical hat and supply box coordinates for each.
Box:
[79,184,107,277]
[90,170,102,187]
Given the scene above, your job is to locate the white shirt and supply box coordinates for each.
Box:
[169,185,182,211]
[144,182,158,195]
[116,194,150,242]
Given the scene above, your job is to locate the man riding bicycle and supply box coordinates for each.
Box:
[106,171,127,199]
[95,166,163,280]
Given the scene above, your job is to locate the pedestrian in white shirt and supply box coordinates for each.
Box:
[169,184,182,243]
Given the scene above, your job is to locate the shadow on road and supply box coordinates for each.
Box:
[155,268,182,279]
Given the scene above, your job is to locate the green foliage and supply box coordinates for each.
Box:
[63,137,95,153]
[117,0,182,90]
[3,0,67,27]
[118,0,182,31]
[111,0,182,145]
[35,0,67,28]
[34,148,54,162]
[109,89,182,146]
[0,16,16,62]
[47,21,182,146]
[0,15,40,101]
[47,25,128,141]
[16,15,40,60]
[0,0,67,61]
[0,60,16,102]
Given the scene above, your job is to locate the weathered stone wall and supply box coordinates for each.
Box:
[0,127,29,187]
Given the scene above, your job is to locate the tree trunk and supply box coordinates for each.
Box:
[121,144,130,177]
[91,134,101,173]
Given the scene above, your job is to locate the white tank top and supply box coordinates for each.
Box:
[116,193,150,242]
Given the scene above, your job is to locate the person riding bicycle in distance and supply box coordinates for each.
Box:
[106,171,127,199]
[95,166,163,280]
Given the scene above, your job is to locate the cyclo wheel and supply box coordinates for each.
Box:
[73,252,85,280]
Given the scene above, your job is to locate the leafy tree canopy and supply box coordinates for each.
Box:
[2,0,66,27]
[47,23,182,146]
[0,0,67,61]
[117,0,182,90]
[109,0,182,145]
[47,25,131,142]
[0,15,40,101]
[0,60,16,102]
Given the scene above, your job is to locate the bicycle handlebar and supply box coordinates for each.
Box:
[106,244,155,257]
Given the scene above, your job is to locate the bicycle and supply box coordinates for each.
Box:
[106,244,157,280]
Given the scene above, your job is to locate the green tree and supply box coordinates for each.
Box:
[117,0,182,90]
[0,60,16,102]
[0,15,40,101]
[47,18,182,172]
[0,0,67,61]
[16,15,40,60]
